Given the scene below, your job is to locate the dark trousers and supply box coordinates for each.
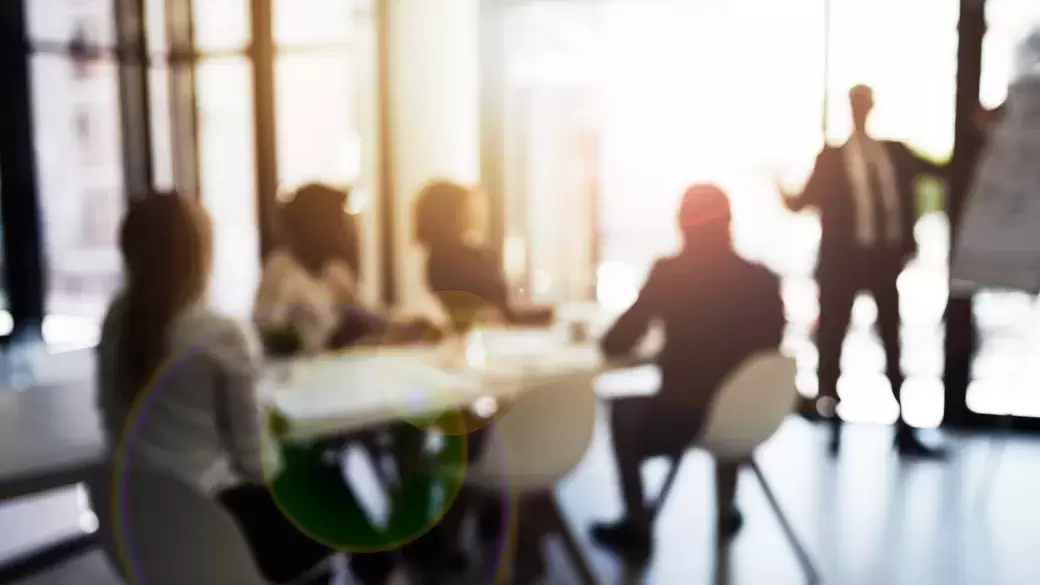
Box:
[391,415,493,563]
[219,485,397,585]
[817,253,907,429]
[608,396,739,529]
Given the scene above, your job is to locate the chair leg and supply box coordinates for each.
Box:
[650,455,683,522]
[749,460,821,584]
[545,493,600,585]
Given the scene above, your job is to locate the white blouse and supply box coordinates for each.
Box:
[97,298,267,496]
[253,250,360,353]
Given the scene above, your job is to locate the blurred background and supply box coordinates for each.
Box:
[4,0,1037,420]
[3,0,1040,583]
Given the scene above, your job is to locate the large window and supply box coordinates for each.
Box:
[497,0,959,427]
[27,0,125,348]
[502,0,828,310]
[188,0,380,316]
[3,0,380,342]
[189,0,258,318]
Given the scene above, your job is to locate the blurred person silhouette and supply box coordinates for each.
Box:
[589,184,786,563]
[414,180,553,333]
[254,184,437,355]
[254,184,452,580]
[254,183,384,354]
[780,85,947,458]
[410,180,554,580]
[96,194,404,585]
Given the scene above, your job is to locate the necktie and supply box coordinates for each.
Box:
[866,158,889,246]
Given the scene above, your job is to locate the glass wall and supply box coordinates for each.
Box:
[27,0,125,348]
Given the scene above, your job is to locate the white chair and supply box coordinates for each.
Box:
[650,351,820,583]
[86,462,331,585]
[466,377,600,585]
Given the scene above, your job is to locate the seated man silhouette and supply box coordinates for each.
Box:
[590,184,786,562]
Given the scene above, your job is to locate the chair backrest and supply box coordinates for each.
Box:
[86,462,267,585]
[697,351,798,460]
[470,376,598,494]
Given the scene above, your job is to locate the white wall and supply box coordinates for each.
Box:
[388,0,481,314]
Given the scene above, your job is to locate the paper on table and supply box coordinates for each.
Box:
[952,78,1040,294]
[270,328,625,439]
[273,352,468,424]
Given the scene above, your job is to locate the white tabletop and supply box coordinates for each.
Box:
[269,326,642,441]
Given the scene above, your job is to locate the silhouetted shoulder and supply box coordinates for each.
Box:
[99,295,126,345]
[818,144,842,161]
[738,259,781,290]
[169,308,260,371]
[647,255,683,276]
[640,255,685,288]
[461,244,501,275]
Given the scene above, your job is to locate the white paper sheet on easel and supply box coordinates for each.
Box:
[951,78,1040,295]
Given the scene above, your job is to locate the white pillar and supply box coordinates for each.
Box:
[387,0,481,314]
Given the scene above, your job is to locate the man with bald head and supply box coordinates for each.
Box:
[782,85,947,458]
[590,184,785,561]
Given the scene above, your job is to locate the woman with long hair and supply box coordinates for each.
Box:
[414,180,552,332]
[96,194,398,585]
[254,183,371,353]
[412,181,555,582]
[255,182,436,354]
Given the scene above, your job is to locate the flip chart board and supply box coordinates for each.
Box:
[951,78,1040,294]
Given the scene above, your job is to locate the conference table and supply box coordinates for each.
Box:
[1,309,655,584]
[0,306,651,501]
[262,318,650,585]
[267,323,644,442]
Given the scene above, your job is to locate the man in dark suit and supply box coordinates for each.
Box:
[781,85,947,457]
[589,185,786,562]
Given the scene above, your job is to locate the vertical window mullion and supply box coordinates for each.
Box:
[0,0,46,340]
[114,0,154,199]
[250,0,279,260]
[375,0,396,307]
[167,0,200,198]
[821,0,831,140]
[943,0,987,428]
[480,0,507,263]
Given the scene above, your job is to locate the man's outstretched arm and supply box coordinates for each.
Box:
[780,149,829,212]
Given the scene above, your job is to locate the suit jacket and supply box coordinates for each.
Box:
[602,249,785,409]
[788,140,945,277]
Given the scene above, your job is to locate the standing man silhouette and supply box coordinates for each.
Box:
[781,85,946,458]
